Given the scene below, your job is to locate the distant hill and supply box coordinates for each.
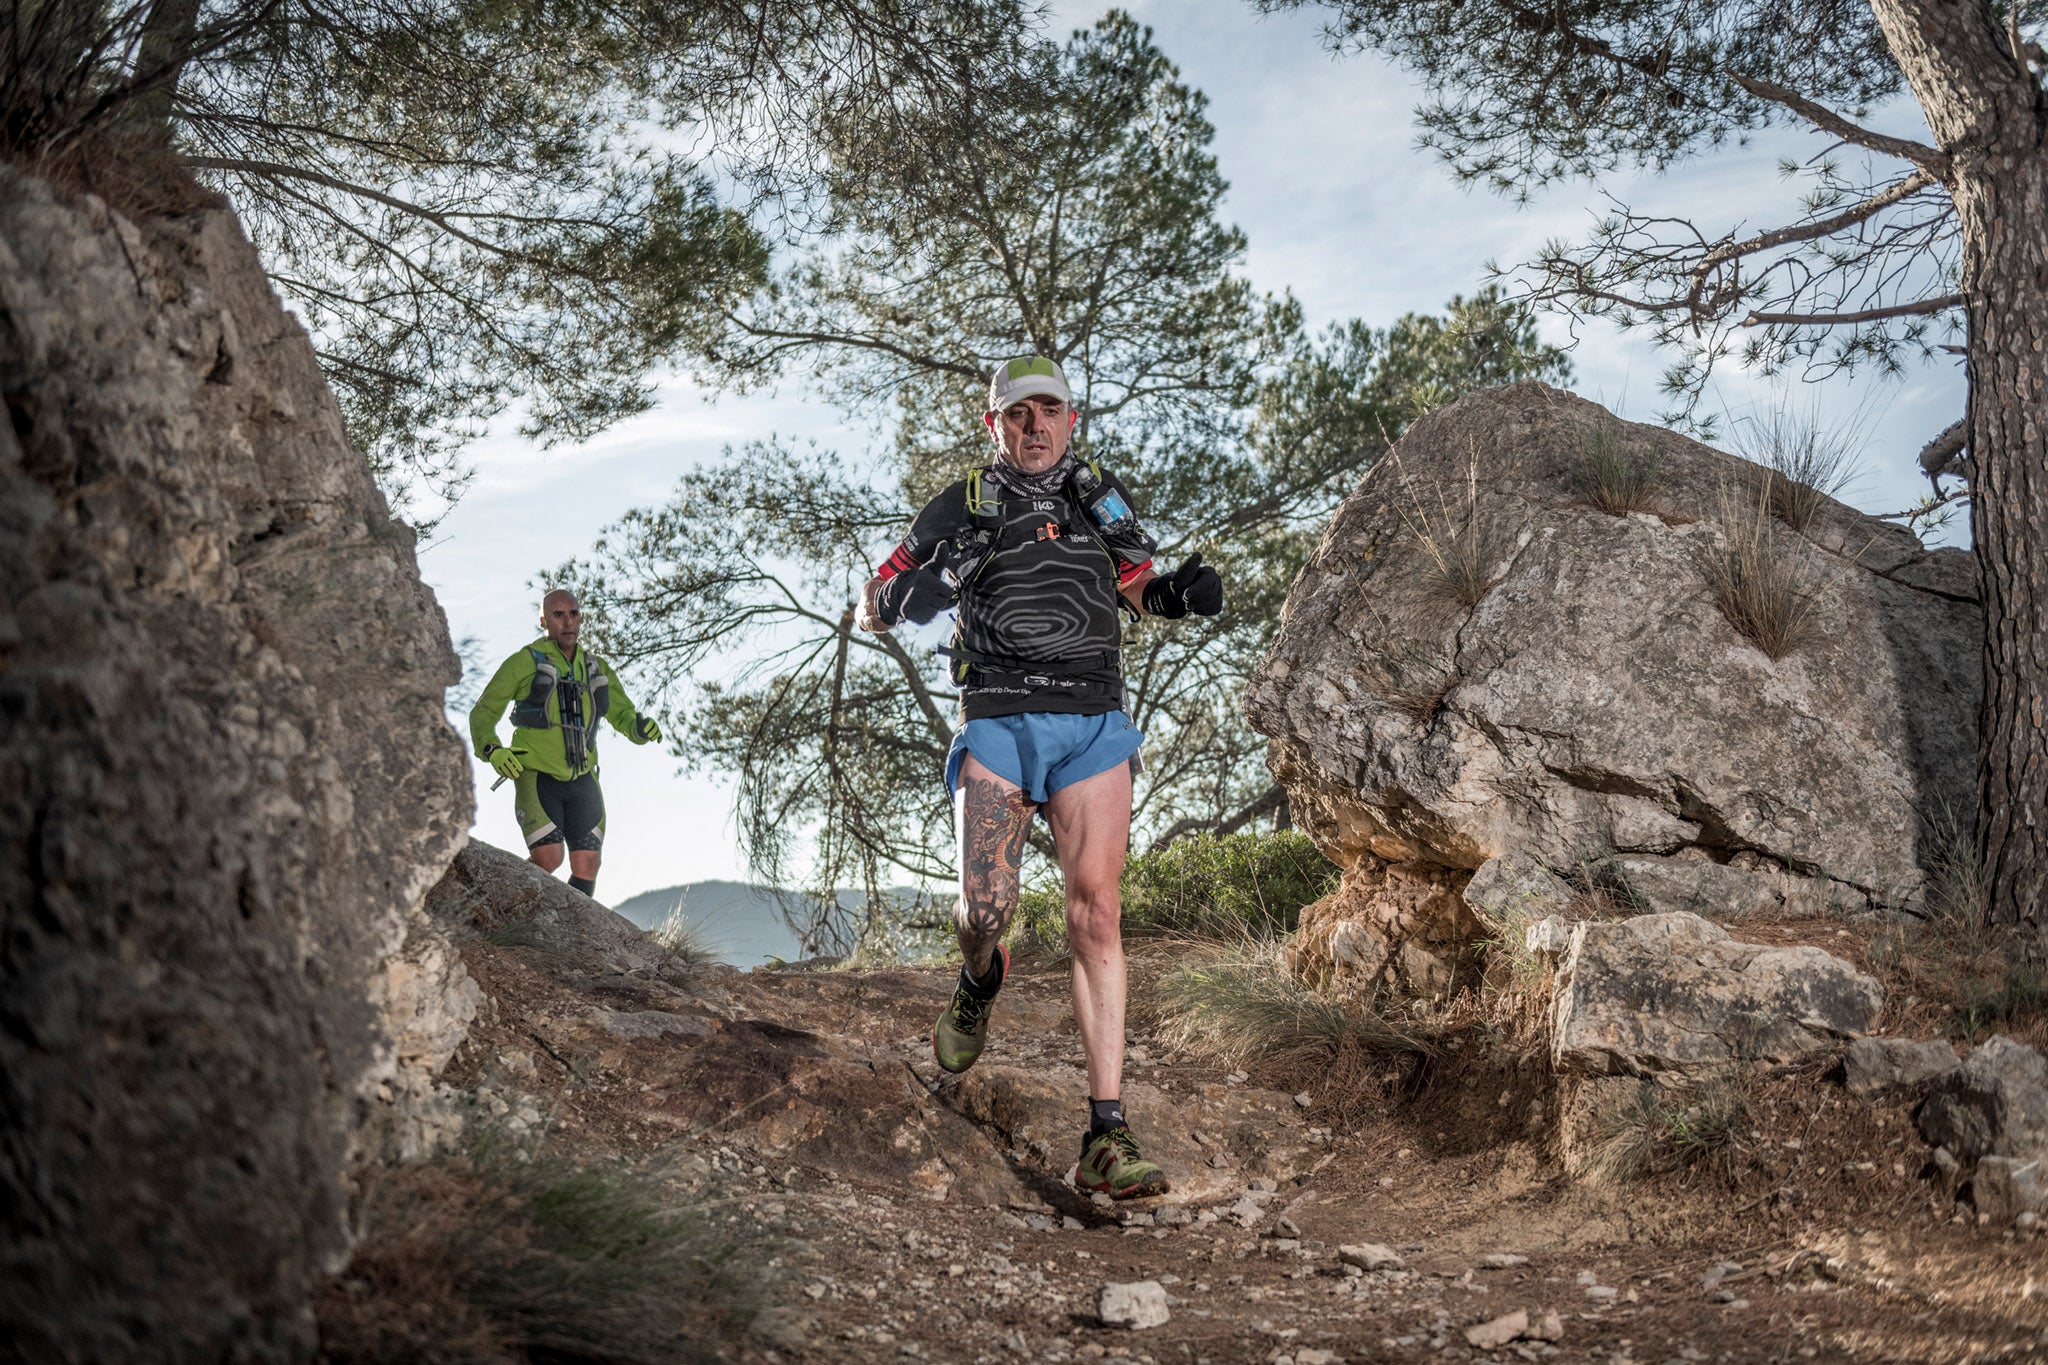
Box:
[611,881,916,968]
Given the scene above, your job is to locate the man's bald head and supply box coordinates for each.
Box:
[540,589,582,655]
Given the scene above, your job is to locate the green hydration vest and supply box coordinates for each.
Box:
[938,459,1136,690]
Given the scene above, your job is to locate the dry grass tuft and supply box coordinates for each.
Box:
[1582,1073,1753,1190]
[1867,802,2048,1045]
[317,1134,764,1364]
[1702,481,1831,659]
[1148,938,1435,1098]
[651,898,720,965]
[1735,402,1864,532]
[9,123,226,222]
[1390,444,1505,610]
[1572,423,1662,516]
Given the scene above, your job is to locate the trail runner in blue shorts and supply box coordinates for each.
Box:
[857,355,1224,1199]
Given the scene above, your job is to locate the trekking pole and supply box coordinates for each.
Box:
[489,747,531,791]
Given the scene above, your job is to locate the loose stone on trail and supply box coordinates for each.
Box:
[1095,1280,1170,1330]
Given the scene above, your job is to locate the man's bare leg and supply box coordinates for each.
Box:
[530,842,565,873]
[953,754,1035,976]
[1043,759,1134,1103]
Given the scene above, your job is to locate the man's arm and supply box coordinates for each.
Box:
[1118,566,1158,615]
[600,659,650,739]
[467,652,530,758]
[860,483,968,632]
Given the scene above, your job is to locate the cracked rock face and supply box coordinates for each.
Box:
[0,172,470,1359]
[1248,384,1979,981]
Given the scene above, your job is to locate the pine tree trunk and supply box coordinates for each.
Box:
[1871,0,2048,932]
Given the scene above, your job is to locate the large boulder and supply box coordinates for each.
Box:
[0,171,470,1358]
[1550,912,1882,1077]
[1247,383,1978,982]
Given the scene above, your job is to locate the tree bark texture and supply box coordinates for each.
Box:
[1871,0,2048,932]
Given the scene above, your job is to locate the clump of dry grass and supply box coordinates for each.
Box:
[1702,481,1831,659]
[1390,444,1505,610]
[1583,1074,1753,1189]
[1572,423,1662,516]
[1867,802,2048,1044]
[651,897,719,965]
[318,1135,764,1364]
[1149,939,1435,1097]
[1735,402,1864,531]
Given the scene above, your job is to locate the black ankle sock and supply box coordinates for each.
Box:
[1088,1097,1126,1138]
[960,949,1005,998]
[568,875,596,896]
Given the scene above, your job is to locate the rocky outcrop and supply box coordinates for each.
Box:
[0,170,470,1359]
[1549,913,1882,1076]
[425,837,679,980]
[1248,383,1979,985]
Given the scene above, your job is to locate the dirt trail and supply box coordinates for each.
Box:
[438,934,2048,1365]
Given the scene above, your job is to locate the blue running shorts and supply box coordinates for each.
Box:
[944,710,1145,804]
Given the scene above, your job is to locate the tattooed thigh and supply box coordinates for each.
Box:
[955,772,1035,967]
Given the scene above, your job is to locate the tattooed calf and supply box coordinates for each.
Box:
[955,774,1034,977]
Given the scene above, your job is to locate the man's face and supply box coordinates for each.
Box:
[541,592,581,653]
[985,394,1077,473]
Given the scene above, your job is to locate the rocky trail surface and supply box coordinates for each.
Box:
[377,844,2048,1365]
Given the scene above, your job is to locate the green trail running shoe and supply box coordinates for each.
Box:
[932,945,1007,1074]
[1074,1125,1171,1200]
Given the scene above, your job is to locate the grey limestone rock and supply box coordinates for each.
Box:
[1919,1035,2048,1164]
[0,170,471,1359]
[1550,912,1882,1076]
[1843,1036,1960,1098]
[1248,383,1979,970]
[1971,1156,2048,1224]
[1096,1280,1170,1329]
[1338,1242,1405,1271]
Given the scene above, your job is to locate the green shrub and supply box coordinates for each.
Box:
[1012,830,1338,950]
[1124,830,1337,937]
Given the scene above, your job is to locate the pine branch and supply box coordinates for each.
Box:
[1731,75,1951,178]
[1740,292,1962,327]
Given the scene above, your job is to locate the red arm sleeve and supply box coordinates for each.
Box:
[875,543,921,581]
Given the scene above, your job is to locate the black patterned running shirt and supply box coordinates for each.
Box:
[877,468,1155,720]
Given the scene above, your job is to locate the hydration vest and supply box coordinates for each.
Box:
[938,459,1139,591]
[937,460,1147,694]
[508,646,611,771]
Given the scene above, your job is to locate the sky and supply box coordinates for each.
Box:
[419,0,1967,907]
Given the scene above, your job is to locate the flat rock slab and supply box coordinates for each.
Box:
[1551,912,1881,1076]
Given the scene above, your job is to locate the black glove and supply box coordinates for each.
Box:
[1142,554,1224,619]
[876,566,956,627]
